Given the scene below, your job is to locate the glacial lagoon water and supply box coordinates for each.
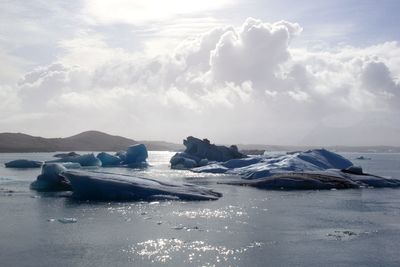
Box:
[1,151,400,267]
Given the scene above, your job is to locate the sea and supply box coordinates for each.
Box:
[1,151,400,267]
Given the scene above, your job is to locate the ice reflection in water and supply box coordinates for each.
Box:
[125,238,264,265]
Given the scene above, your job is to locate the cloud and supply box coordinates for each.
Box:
[1,18,400,145]
[83,0,231,25]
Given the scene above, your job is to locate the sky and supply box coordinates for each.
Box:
[1,0,400,146]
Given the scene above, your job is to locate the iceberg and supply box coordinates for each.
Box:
[170,136,246,169]
[61,170,222,201]
[356,156,371,160]
[123,144,148,167]
[5,159,43,168]
[173,147,400,190]
[221,167,400,190]
[53,152,80,158]
[30,163,72,191]
[97,152,122,166]
[192,149,353,178]
[48,153,102,167]
[115,150,127,162]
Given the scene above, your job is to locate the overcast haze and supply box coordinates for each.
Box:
[1,0,400,146]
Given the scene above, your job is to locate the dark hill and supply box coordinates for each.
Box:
[0,131,183,152]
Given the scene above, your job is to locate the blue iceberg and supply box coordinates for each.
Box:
[123,144,148,167]
[170,136,246,169]
[97,152,122,166]
[48,153,101,167]
[5,159,43,168]
[61,170,222,201]
[115,151,127,162]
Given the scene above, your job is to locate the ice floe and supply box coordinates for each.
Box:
[5,159,43,168]
[61,170,222,201]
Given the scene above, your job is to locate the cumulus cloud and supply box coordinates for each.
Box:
[1,18,400,145]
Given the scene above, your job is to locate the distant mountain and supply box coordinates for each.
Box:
[0,130,183,152]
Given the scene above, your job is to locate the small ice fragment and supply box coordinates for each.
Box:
[47,219,55,222]
[58,218,77,223]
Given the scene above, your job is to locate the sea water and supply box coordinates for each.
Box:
[1,151,400,267]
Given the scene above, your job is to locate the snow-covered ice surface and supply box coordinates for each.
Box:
[192,149,400,189]
[193,149,353,178]
[1,151,400,266]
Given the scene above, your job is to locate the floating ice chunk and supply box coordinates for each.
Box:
[171,156,198,169]
[115,151,127,162]
[30,163,71,191]
[58,218,77,223]
[61,170,222,201]
[222,168,400,190]
[222,171,359,190]
[170,137,246,169]
[61,162,81,169]
[183,136,246,162]
[192,164,229,173]
[355,156,371,160]
[97,152,122,166]
[53,152,80,158]
[191,149,354,179]
[48,153,101,167]
[124,144,148,164]
[221,158,261,168]
[339,167,400,188]
[5,159,43,168]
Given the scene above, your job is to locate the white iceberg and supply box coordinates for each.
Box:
[30,163,72,191]
[193,149,353,178]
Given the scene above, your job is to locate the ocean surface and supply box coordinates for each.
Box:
[1,151,400,267]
